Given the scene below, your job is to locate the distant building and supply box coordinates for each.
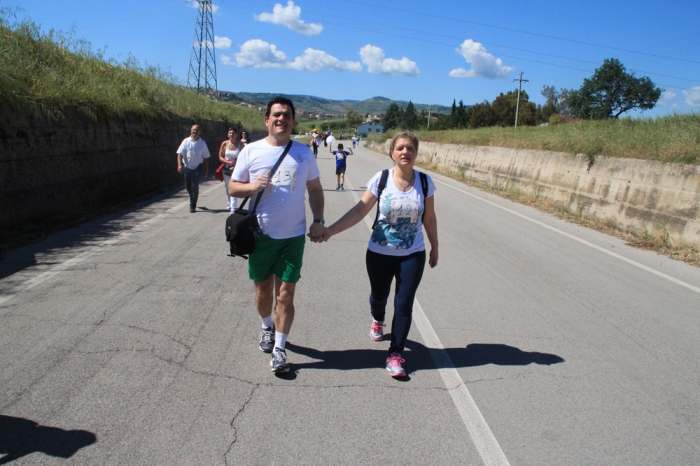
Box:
[356,121,384,136]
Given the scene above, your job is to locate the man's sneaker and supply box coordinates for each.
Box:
[259,327,275,353]
[386,352,406,378]
[340,184,344,190]
[270,348,290,373]
[335,185,341,190]
[370,320,385,342]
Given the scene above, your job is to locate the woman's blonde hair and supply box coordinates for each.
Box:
[389,131,419,158]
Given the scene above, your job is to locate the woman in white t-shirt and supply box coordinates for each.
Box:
[321,132,439,378]
[218,127,245,211]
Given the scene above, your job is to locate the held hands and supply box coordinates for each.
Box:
[307,224,331,243]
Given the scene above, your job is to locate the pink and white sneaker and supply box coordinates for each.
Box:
[386,352,406,378]
[370,320,385,342]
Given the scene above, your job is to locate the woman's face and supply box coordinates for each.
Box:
[241,131,247,139]
[391,137,417,167]
[228,129,237,139]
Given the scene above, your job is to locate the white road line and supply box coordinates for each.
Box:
[345,178,511,466]
[434,178,700,296]
[0,184,221,305]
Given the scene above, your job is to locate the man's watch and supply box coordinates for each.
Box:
[313,218,325,225]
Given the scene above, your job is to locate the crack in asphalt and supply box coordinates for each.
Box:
[223,384,259,465]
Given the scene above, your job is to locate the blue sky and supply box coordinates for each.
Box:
[6,0,700,116]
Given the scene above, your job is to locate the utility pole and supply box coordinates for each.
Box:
[427,105,431,129]
[512,71,529,128]
[187,0,218,99]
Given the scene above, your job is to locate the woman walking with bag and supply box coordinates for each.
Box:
[315,131,439,378]
[219,127,246,212]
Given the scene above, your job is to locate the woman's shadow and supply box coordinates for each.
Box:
[0,415,96,464]
[286,339,564,374]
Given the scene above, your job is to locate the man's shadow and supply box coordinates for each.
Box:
[286,340,564,374]
[0,415,96,464]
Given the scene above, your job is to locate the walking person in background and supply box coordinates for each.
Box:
[312,131,439,378]
[177,124,210,213]
[218,127,245,212]
[311,128,320,157]
[229,97,326,374]
[331,143,352,191]
[240,130,249,145]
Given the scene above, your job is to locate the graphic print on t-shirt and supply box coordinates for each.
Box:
[371,191,422,250]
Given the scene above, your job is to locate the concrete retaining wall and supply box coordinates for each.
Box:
[0,108,234,230]
[367,140,700,248]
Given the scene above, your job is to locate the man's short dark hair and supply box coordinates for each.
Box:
[265,96,296,118]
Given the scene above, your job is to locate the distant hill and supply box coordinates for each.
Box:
[230,92,451,115]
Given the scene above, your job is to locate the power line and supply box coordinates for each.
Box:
[336,0,700,66]
[76,1,185,32]
[229,0,700,87]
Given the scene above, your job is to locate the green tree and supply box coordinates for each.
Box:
[539,85,561,122]
[401,101,419,129]
[467,101,496,129]
[568,58,662,119]
[383,103,401,130]
[491,90,537,127]
[345,108,363,127]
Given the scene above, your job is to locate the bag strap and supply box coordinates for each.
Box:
[419,171,428,222]
[371,169,389,229]
[240,140,293,213]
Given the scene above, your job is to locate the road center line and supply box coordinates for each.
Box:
[345,177,511,466]
[0,183,221,305]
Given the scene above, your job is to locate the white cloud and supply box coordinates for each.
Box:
[214,36,231,50]
[222,40,361,73]
[449,39,514,80]
[682,86,700,107]
[193,35,232,50]
[255,1,322,36]
[658,89,677,106]
[187,1,219,14]
[359,45,419,76]
[290,48,362,72]
[230,39,288,68]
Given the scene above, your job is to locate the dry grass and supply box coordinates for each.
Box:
[0,13,266,130]
[369,114,700,165]
[417,161,700,268]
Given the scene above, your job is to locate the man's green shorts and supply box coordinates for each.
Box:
[248,234,305,283]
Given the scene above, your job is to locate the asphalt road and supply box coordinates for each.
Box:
[1,139,699,465]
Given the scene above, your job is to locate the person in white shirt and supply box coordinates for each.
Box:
[176,124,210,213]
[229,97,326,374]
[218,127,245,212]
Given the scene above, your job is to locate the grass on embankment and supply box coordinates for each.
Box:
[0,11,266,130]
[369,115,700,165]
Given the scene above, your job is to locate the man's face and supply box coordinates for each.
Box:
[190,125,201,140]
[265,104,295,138]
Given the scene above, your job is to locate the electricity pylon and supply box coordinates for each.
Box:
[187,0,218,98]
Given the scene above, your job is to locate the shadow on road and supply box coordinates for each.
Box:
[0,415,96,464]
[286,340,564,374]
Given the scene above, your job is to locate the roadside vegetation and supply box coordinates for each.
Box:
[0,9,266,130]
[369,114,700,164]
[418,160,700,267]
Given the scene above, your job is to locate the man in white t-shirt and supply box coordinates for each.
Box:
[230,97,325,374]
[176,124,210,213]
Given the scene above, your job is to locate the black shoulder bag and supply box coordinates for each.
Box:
[372,169,428,229]
[225,140,293,259]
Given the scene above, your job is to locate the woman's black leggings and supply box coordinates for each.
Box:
[366,249,426,354]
